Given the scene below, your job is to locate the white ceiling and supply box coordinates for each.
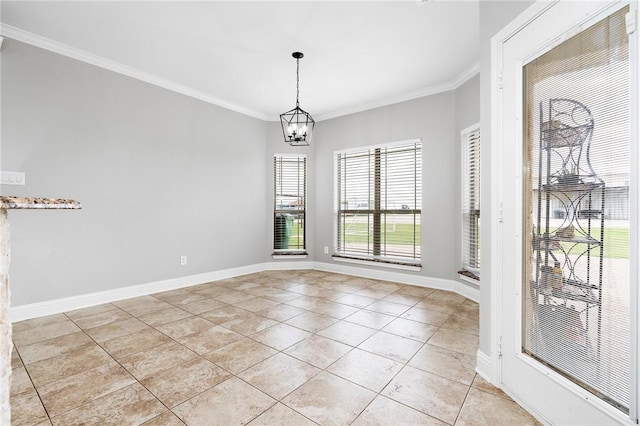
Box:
[1,1,480,121]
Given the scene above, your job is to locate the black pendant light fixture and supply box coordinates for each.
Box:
[280,52,315,146]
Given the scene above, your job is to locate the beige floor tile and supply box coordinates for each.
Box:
[12,346,23,369]
[65,303,120,321]
[141,411,186,425]
[358,331,423,363]
[258,289,301,303]
[251,323,311,351]
[401,306,451,326]
[335,293,377,308]
[354,287,394,299]
[137,307,192,327]
[26,344,113,388]
[39,361,136,417]
[214,290,256,304]
[120,341,199,380]
[176,325,244,354]
[220,313,278,335]
[84,317,150,343]
[239,352,320,399]
[11,386,49,426]
[191,284,230,299]
[12,313,69,333]
[352,395,448,426]
[344,310,395,329]
[203,337,277,374]
[172,377,276,426]
[233,296,281,312]
[415,298,458,315]
[395,285,435,298]
[117,298,175,317]
[365,300,412,316]
[311,300,360,319]
[440,305,480,336]
[101,327,171,359]
[73,308,132,330]
[49,382,164,426]
[285,312,338,333]
[455,388,540,426]
[13,318,81,347]
[282,371,376,425]
[409,344,477,385]
[154,316,213,339]
[428,329,479,356]
[425,289,467,308]
[255,304,306,321]
[317,321,377,346]
[17,331,94,365]
[141,357,231,407]
[198,305,253,324]
[285,335,352,369]
[327,348,403,392]
[383,366,469,424]
[11,366,33,396]
[179,297,226,315]
[157,292,208,307]
[383,317,437,342]
[471,375,509,399]
[381,292,424,306]
[248,403,316,426]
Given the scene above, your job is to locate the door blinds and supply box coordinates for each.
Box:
[334,140,421,265]
[274,155,306,253]
[523,7,630,412]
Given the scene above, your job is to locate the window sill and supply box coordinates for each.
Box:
[272,253,308,260]
[458,270,480,286]
[332,255,421,271]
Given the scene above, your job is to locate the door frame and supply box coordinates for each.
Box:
[490,1,639,424]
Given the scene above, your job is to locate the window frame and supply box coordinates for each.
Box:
[460,124,481,280]
[273,153,307,255]
[333,138,422,268]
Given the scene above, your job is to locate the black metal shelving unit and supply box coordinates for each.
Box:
[532,98,604,360]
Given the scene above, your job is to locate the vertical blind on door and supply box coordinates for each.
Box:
[274,155,306,253]
[334,140,421,265]
[461,127,480,277]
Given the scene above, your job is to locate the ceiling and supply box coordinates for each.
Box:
[1,1,480,121]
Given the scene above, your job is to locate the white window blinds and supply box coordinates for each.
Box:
[334,139,421,266]
[461,126,480,278]
[274,155,306,253]
[523,6,630,412]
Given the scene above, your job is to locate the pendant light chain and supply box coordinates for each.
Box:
[296,56,300,108]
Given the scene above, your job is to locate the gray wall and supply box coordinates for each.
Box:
[312,90,470,281]
[478,1,535,355]
[1,40,268,306]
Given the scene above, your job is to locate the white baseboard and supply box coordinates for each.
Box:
[10,263,266,322]
[475,349,494,383]
[11,260,478,322]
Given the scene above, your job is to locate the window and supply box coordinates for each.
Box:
[274,154,306,254]
[334,139,421,266]
[460,125,480,280]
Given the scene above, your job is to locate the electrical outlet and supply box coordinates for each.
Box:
[324,246,329,255]
[180,255,187,266]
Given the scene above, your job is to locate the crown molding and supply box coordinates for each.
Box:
[0,24,270,121]
[314,61,480,122]
[1,24,479,123]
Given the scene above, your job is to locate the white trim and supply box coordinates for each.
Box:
[10,263,266,322]
[332,256,421,272]
[271,254,308,260]
[458,273,479,287]
[265,261,314,271]
[475,349,493,382]
[454,280,480,303]
[0,25,269,121]
[315,62,479,122]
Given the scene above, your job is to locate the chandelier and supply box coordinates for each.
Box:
[280,52,315,146]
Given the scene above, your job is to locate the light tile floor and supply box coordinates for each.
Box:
[10,270,540,425]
